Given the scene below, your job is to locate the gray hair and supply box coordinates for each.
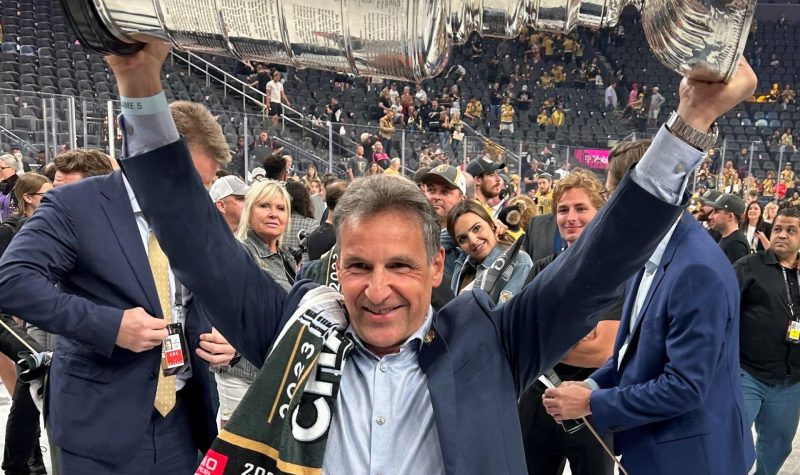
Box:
[463,171,476,200]
[334,175,441,262]
[0,154,17,169]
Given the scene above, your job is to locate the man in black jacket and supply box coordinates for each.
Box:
[707,193,749,264]
[734,205,800,475]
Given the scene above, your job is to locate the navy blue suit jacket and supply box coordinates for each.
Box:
[121,139,684,474]
[589,214,755,474]
[0,171,217,466]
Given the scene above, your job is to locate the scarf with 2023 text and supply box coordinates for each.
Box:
[196,286,353,475]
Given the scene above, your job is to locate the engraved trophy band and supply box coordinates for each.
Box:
[61,0,756,82]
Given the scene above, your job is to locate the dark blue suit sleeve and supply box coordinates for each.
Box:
[493,173,684,393]
[0,192,122,357]
[588,357,617,389]
[120,140,290,366]
[588,263,729,433]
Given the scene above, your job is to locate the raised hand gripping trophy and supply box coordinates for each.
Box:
[62,0,755,82]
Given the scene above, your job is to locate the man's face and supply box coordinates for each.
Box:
[260,132,269,142]
[423,177,464,223]
[356,145,364,157]
[537,178,551,193]
[190,148,220,189]
[771,216,800,256]
[53,170,85,187]
[556,188,598,244]
[219,194,245,230]
[0,162,15,180]
[709,209,731,232]
[476,171,502,198]
[338,211,444,357]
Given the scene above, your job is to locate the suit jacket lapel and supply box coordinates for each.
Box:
[418,322,458,475]
[618,216,690,370]
[98,172,161,314]
[614,271,644,359]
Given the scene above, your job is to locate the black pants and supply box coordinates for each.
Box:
[519,384,615,475]
[0,315,45,475]
[3,382,42,475]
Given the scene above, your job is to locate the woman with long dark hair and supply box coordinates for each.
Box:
[447,201,532,301]
[283,180,319,263]
[740,200,771,252]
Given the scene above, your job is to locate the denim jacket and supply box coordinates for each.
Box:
[451,244,533,302]
[212,230,295,381]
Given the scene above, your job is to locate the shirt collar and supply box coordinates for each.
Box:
[122,174,142,214]
[646,217,681,271]
[346,306,435,358]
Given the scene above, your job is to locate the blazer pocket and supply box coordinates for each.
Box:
[654,410,711,443]
[61,352,113,384]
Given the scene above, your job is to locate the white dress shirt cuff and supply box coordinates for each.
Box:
[629,126,707,205]
[585,378,600,391]
[119,92,179,158]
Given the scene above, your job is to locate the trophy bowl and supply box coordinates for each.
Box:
[61,0,756,82]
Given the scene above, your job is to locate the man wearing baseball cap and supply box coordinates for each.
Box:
[698,189,723,241]
[421,165,467,283]
[706,193,749,264]
[209,175,249,233]
[467,156,506,217]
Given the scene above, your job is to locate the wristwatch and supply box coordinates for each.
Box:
[665,112,719,152]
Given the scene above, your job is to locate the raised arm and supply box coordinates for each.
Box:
[105,44,290,366]
[495,59,757,391]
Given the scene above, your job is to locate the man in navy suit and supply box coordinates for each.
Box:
[544,140,755,474]
[0,112,236,473]
[110,45,756,474]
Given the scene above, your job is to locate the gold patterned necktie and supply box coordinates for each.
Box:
[148,231,176,417]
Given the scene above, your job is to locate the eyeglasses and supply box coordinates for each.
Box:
[28,192,46,196]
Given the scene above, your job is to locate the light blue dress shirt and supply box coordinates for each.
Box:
[118,91,706,472]
[614,218,680,368]
[323,307,445,475]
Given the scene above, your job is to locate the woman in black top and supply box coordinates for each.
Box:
[740,200,772,252]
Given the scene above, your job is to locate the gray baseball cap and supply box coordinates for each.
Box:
[210,175,249,202]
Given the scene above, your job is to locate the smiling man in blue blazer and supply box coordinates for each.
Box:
[544,140,756,474]
[109,44,756,474]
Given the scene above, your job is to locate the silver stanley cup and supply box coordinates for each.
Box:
[61,0,755,82]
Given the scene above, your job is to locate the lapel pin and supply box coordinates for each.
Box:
[424,330,436,345]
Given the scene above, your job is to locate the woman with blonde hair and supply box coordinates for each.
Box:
[214,179,296,428]
[763,201,779,224]
[300,164,318,190]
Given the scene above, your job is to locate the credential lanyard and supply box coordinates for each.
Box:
[781,267,798,322]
